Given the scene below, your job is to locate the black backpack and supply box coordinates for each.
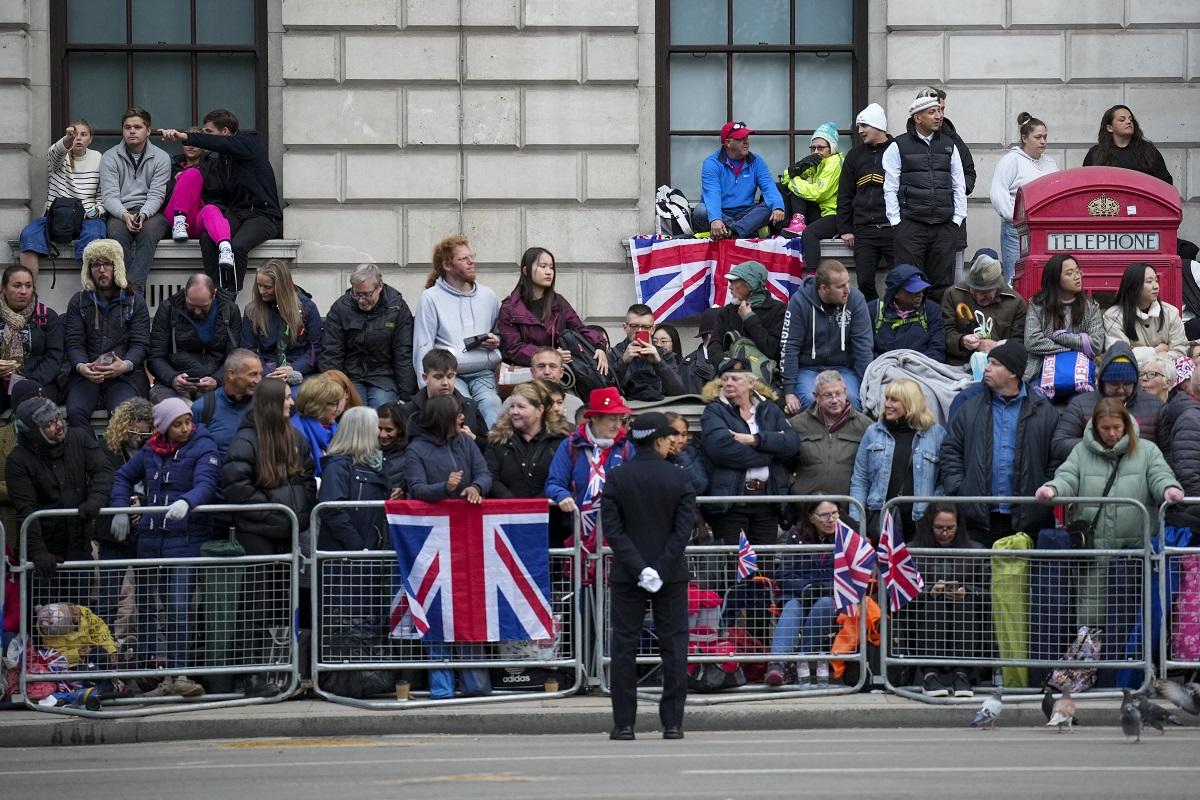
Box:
[558,327,614,404]
[46,197,84,245]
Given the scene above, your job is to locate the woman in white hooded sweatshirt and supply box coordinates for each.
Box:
[990,112,1060,283]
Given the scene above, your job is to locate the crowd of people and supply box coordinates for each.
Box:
[2,93,1198,706]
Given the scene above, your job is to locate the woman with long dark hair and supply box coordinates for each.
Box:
[1082,105,1172,184]
[221,378,317,696]
[1102,262,1188,361]
[497,246,609,373]
[376,402,408,498]
[0,264,63,410]
[240,259,322,385]
[402,394,492,503]
[1023,254,1105,384]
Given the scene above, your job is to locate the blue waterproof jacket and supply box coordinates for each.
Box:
[700,148,784,222]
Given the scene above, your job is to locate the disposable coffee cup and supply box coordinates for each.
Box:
[544,677,559,693]
[395,680,410,701]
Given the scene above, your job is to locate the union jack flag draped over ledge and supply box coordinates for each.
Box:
[387,499,554,643]
[629,236,806,323]
[832,518,876,612]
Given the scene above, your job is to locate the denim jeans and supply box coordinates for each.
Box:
[352,383,399,408]
[693,203,772,238]
[999,220,1019,284]
[770,595,838,655]
[791,367,862,411]
[137,565,196,670]
[457,370,502,429]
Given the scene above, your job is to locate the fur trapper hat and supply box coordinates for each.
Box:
[80,239,128,291]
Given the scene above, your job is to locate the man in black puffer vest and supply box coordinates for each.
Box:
[882,87,968,303]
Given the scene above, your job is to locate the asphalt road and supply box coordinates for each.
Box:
[2,727,1198,799]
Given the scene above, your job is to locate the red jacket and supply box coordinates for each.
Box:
[497,288,604,366]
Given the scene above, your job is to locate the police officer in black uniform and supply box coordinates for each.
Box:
[601,411,696,740]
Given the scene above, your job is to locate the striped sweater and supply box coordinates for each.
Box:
[45,140,102,215]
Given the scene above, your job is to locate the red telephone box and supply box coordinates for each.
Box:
[1013,166,1182,305]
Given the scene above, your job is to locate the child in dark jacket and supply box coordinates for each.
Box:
[401,394,492,504]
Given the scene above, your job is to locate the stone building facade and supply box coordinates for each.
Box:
[0,0,1197,326]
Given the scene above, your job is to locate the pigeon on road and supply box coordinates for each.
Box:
[971,689,1003,730]
[1120,689,1143,744]
[1153,679,1200,715]
[1041,686,1055,722]
[1137,694,1182,735]
[1047,687,1076,733]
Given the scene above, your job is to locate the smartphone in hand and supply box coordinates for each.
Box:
[634,330,650,346]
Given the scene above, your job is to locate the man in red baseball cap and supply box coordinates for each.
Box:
[698,121,785,240]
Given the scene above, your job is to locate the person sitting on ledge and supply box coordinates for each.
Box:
[697,121,786,240]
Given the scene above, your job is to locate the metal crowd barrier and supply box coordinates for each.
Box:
[17,504,301,718]
[308,500,585,709]
[597,495,871,705]
[1158,499,1200,676]
[880,495,1153,704]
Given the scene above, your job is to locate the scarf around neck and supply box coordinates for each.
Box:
[0,295,35,364]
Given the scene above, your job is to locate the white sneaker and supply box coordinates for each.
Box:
[171,214,188,242]
[217,241,235,268]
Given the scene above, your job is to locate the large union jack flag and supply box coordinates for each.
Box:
[630,235,805,323]
[832,519,876,611]
[878,509,924,612]
[387,499,554,643]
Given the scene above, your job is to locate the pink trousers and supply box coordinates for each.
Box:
[163,168,231,242]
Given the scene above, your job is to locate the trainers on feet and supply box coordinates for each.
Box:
[780,213,807,239]
[217,241,235,268]
[764,663,786,687]
[143,676,175,697]
[952,672,974,698]
[171,214,188,242]
[172,676,204,698]
[922,672,949,697]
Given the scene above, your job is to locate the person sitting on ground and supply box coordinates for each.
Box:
[110,397,220,699]
[1102,262,1189,362]
[940,250,1027,368]
[710,260,787,372]
[698,121,786,239]
[867,263,945,361]
[789,370,871,499]
[7,396,113,579]
[1137,352,1174,404]
[376,402,408,498]
[0,265,63,411]
[18,120,106,281]
[320,262,417,407]
[763,500,841,689]
[221,378,316,695]
[836,103,894,303]
[938,340,1056,547]
[402,348,488,447]
[148,273,241,402]
[850,377,945,540]
[159,109,282,293]
[780,260,873,413]
[240,259,322,387]
[62,239,151,430]
[292,375,343,476]
[403,394,492,504]
[99,107,171,293]
[778,121,845,266]
[191,348,262,458]
[608,304,687,402]
[414,236,503,427]
[1050,340,1163,465]
[530,347,584,421]
[905,503,986,698]
[1023,254,1105,390]
[498,246,609,375]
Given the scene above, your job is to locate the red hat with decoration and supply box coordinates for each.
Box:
[582,386,632,419]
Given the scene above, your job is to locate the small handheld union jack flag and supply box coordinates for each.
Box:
[736,530,758,581]
[878,509,924,612]
[832,519,876,611]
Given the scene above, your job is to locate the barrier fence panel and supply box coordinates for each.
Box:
[1158,499,1200,675]
[17,505,301,718]
[308,500,584,709]
[598,495,870,705]
[880,495,1152,704]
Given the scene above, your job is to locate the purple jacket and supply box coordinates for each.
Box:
[497,288,605,366]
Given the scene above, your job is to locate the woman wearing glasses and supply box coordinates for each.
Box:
[1022,254,1105,390]
[1135,353,1174,404]
[1102,262,1189,362]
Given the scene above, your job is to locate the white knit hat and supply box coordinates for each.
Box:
[908,88,941,117]
[855,103,887,132]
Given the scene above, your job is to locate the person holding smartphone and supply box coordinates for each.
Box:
[607,304,686,402]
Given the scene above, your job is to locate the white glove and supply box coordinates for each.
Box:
[110,514,130,542]
[637,567,663,593]
[164,499,190,521]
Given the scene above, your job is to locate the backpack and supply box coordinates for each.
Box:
[45,197,84,246]
[655,185,693,237]
[558,327,614,404]
[721,331,777,387]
